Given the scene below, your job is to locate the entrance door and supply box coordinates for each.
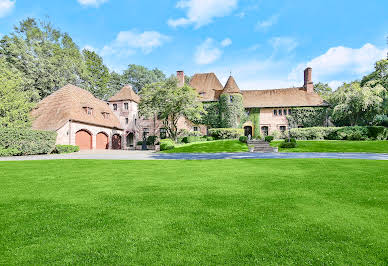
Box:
[244,126,253,137]
[261,126,269,136]
[112,134,122,150]
[96,132,109,149]
[126,133,134,148]
[76,130,92,150]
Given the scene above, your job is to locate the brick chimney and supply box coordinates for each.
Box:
[303,67,314,93]
[177,70,185,87]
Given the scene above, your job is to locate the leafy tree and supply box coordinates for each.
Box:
[314,82,332,99]
[107,71,124,98]
[328,81,384,126]
[122,64,166,93]
[361,59,388,88]
[81,49,111,99]
[0,18,84,99]
[0,58,35,128]
[139,77,204,141]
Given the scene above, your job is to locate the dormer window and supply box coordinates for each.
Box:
[83,107,93,115]
[199,92,205,97]
[102,112,110,119]
[124,102,129,110]
[113,104,117,111]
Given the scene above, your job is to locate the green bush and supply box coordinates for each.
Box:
[182,136,206,144]
[146,136,157,145]
[0,146,20,157]
[179,129,203,137]
[136,141,143,145]
[206,136,214,141]
[0,128,57,155]
[265,136,274,142]
[54,145,80,154]
[160,139,175,151]
[290,126,388,141]
[280,141,297,148]
[208,128,244,140]
[239,136,248,143]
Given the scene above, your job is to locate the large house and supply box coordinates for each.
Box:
[31,67,327,150]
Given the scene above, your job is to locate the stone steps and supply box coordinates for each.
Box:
[247,140,278,153]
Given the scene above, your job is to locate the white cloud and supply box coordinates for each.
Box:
[82,45,98,52]
[77,0,108,7]
[256,14,279,31]
[101,30,170,56]
[221,38,232,47]
[0,0,15,18]
[168,0,238,29]
[288,43,387,85]
[269,37,298,53]
[195,38,222,65]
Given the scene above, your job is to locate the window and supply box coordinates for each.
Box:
[160,128,167,139]
[102,112,110,119]
[274,110,278,116]
[135,119,137,126]
[124,102,128,110]
[280,126,286,132]
[83,107,93,115]
[298,125,304,128]
[279,109,282,116]
[284,109,287,116]
[230,95,233,102]
[125,118,129,124]
[113,104,117,111]
[193,126,198,132]
[199,92,205,97]
[288,109,292,115]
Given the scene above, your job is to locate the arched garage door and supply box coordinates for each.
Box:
[96,132,109,149]
[75,130,92,150]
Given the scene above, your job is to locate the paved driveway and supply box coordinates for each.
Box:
[0,150,387,161]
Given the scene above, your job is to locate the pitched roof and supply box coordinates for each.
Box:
[241,87,328,108]
[31,84,122,131]
[190,73,224,101]
[108,85,140,103]
[223,76,241,94]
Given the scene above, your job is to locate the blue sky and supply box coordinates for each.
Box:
[0,0,387,90]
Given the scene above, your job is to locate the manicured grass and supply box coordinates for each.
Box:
[271,140,388,153]
[163,139,248,153]
[1,159,388,264]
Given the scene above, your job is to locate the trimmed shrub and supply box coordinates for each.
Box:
[0,146,20,157]
[206,136,214,141]
[54,145,80,154]
[0,128,57,155]
[265,136,274,142]
[280,141,297,148]
[255,135,262,140]
[146,136,157,145]
[160,139,175,151]
[208,128,244,140]
[239,136,248,143]
[182,136,205,143]
[179,129,203,137]
[136,141,143,145]
[290,126,388,141]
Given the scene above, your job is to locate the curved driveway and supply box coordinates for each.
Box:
[0,150,387,161]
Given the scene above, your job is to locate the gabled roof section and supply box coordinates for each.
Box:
[223,75,241,94]
[108,85,140,103]
[241,87,329,108]
[190,73,224,101]
[31,84,122,131]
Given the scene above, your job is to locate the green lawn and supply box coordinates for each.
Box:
[1,159,388,264]
[162,139,248,153]
[271,140,388,153]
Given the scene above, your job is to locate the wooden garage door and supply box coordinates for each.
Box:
[75,130,92,150]
[96,132,109,149]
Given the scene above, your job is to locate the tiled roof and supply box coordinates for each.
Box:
[108,85,140,103]
[241,87,328,108]
[223,76,241,94]
[31,84,122,131]
[190,73,224,101]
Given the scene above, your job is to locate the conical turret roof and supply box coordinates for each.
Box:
[223,75,241,94]
[108,85,140,103]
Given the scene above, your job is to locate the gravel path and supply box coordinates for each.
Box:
[0,150,387,161]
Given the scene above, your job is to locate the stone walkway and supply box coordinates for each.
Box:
[0,150,387,161]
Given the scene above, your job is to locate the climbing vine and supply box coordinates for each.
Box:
[287,107,327,128]
[219,94,247,128]
[248,108,260,137]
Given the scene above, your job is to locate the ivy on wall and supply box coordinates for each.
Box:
[248,108,260,137]
[287,107,327,128]
[219,94,247,128]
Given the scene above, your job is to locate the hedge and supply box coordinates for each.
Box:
[0,146,20,157]
[0,128,57,155]
[160,139,175,151]
[239,136,248,143]
[182,136,206,144]
[208,128,244,139]
[265,136,274,142]
[290,126,388,140]
[54,145,80,154]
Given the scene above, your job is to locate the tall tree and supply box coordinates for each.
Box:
[122,64,166,92]
[0,58,35,128]
[82,49,111,99]
[0,18,84,100]
[107,71,124,99]
[314,82,332,99]
[139,77,204,141]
